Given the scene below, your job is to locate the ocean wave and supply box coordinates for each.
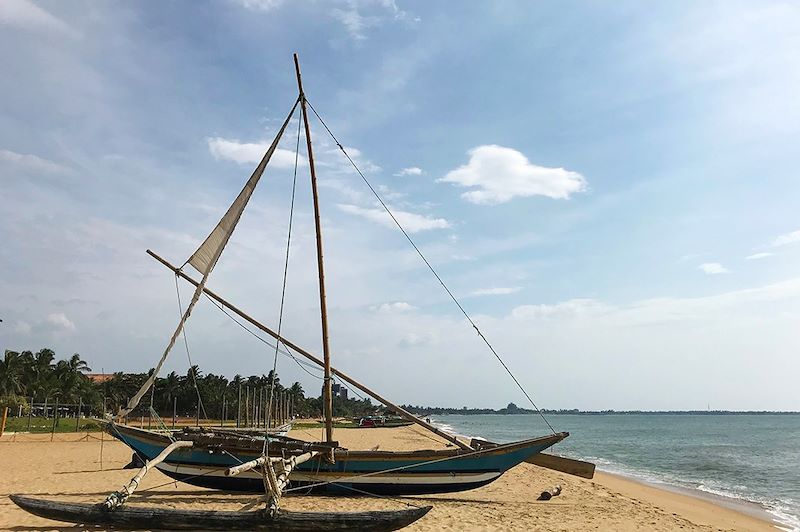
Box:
[693,485,800,532]
[767,506,800,532]
[587,460,800,530]
[428,415,800,531]
[592,461,800,531]
[427,420,480,441]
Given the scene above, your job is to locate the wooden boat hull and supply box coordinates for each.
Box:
[10,494,431,531]
[109,424,568,495]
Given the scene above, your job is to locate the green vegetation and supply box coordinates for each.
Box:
[1,348,380,428]
[4,416,102,433]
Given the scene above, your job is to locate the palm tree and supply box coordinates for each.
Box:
[203,374,229,418]
[106,372,130,413]
[53,353,92,402]
[266,370,281,390]
[289,382,304,400]
[0,350,24,395]
[229,374,244,392]
[162,371,182,411]
[67,353,91,374]
[186,365,202,388]
[27,349,56,400]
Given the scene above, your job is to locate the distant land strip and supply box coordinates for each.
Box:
[400,403,800,416]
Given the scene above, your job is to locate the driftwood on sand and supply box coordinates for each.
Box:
[538,485,563,501]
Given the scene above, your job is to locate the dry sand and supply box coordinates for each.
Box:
[0,426,777,531]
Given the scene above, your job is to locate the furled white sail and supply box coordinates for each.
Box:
[117,98,299,421]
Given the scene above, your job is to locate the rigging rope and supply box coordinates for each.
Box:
[203,290,369,409]
[264,108,303,450]
[174,274,208,421]
[305,99,556,435]
[202,294,324,380]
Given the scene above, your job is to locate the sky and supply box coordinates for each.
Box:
[1,0,799,416]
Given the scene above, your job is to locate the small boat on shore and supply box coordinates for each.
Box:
[355,416,415,428]
[13,54,584,529]
[91,52,576,500]
[108,422,567,494]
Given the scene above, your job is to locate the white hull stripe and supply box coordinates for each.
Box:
[155,462,501,485]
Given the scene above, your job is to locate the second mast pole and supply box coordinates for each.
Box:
[294,53,334,445]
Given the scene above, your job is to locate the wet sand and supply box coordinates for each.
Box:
[0,426,776,531]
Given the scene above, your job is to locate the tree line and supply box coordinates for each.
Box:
[1,348,378,419]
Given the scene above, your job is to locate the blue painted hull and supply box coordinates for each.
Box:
[109,424,567,495]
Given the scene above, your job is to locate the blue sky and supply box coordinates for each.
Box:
[1,0,799,414]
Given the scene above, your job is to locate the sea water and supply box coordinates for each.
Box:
[430,413,800,531]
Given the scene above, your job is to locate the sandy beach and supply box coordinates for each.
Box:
[0,426,776,531]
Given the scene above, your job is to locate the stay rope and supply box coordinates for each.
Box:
[305,99,556,435]
[174,275,208,421]
[264,108,303,455]
[203,293,324,381]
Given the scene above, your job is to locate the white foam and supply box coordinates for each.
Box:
[427,420,475,440]
[428,416,800,530]
[767,505,800,532]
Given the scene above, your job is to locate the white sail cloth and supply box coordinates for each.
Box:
[117,98,299,420]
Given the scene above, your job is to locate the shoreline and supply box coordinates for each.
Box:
[0,429,786,530]
[430,420,789,530]
[570,456,796,530]
[595,470,780,530]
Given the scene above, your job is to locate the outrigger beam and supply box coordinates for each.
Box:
[105,439,193,510]
[226,456,280,477]
[147,249,473,451]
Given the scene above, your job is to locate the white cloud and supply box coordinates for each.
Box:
[337,203,450,233]
[771,230,800,248]
[13,321,32,335]
[0,0,78,37]
[207,136,382,184]
[321,145,382,175]
[376,184,406,202]
[375,301,416,313]
[207,137,297,169]
[230,0,284,11]
[394,166,423,177]
[511,299,611,320]
[230,0,417,40]
[439,145,586,205]
[745,252,774,260]
[699,262,730,274]
[398,331,435,348]
[331,5,376,41]
[0,149,68,174]
[329,0,416,40]
[471,287,522,296]
[45,312,76,333]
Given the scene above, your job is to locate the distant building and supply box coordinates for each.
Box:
[323,383,348,399]
[87,373,114,383]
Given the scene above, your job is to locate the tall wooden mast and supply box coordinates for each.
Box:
[293,53,334,445]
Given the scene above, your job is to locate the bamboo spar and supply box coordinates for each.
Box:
[146,249,472,450]
[105,440,193,509]
[294,53,334,446]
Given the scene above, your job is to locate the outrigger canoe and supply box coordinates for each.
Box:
[109,423,568,495]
